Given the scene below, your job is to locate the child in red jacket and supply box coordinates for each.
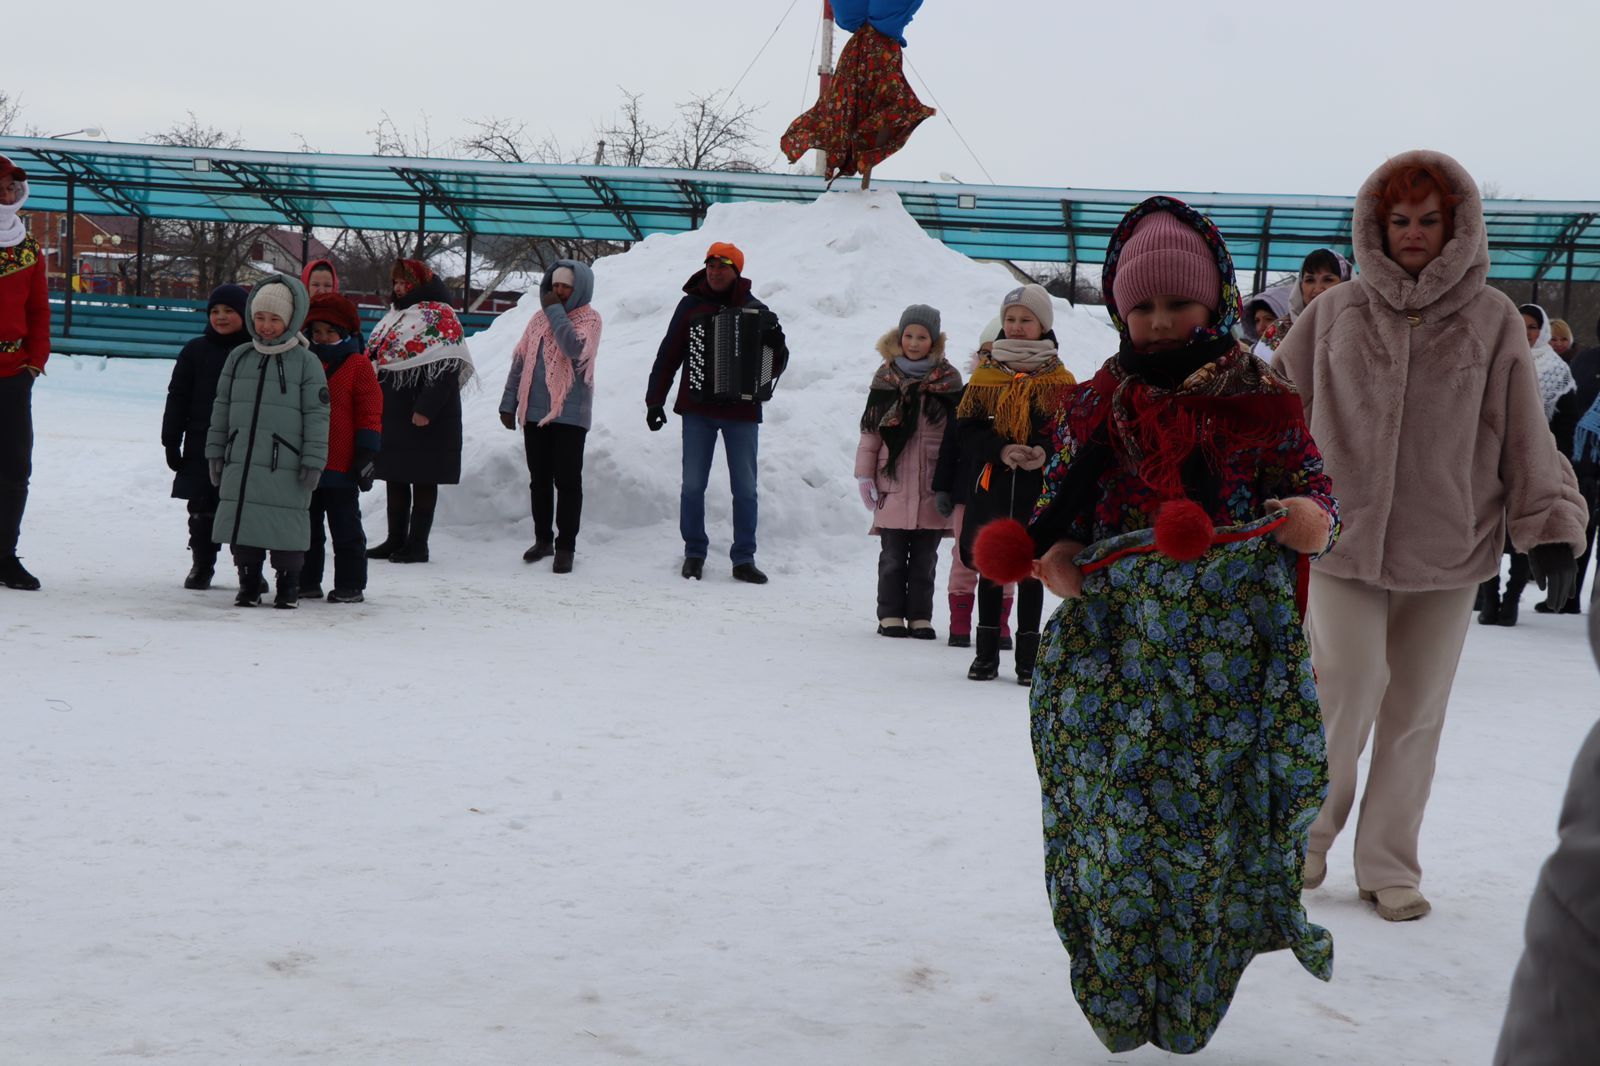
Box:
[0,154,48,591]
[304,293,382,602]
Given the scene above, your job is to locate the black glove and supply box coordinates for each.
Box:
[165,444,184,473]
[934,491,954,518]
[646,405,667,432]
[1528,543,1578,608]
[353,447,378,492]
[499,410,517,431]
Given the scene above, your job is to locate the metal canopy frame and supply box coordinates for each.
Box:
[8,135,1600,286]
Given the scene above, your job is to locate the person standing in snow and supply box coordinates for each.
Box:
[645,242,789,584]
[1275,150,1588,922]
[949,284,1073,683]
[1482,302,1578,623]
[163,283,250,591]
[206,276,329,609]
[1022,196,1338,1053]
[301,293,382,603]
[0,154,48,591]
[499,260,601,574]
[366,259,475,565]
[855,304,962,638]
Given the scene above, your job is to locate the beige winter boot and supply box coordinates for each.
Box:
[1302,850,1327,891]
[1360,887,1431,922]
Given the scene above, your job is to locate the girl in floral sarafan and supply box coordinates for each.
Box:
[1016,197,1339,1054]
[854,304,963,638]
[365,259,475,564]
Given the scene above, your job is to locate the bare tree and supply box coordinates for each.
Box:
[666,92,772,173]
[0,90,21,136]
[595,90,669,168]
[144,114,272,293]
[338,111,460,296]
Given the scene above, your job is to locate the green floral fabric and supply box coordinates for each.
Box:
[1030,514,1333,1053]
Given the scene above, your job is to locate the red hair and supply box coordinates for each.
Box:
[1375,162,1462,242]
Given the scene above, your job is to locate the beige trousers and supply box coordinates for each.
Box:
[1305,571,1477,891]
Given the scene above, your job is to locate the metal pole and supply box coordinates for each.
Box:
[1563,246,1575,319]
[301,224,311,270]
[63,177,76,336]
[463,230,473,311]
[415,198,426,259]
[135,215,146,298]
[815,1,835,178]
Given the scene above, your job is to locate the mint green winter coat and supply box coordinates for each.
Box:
[206,277,330,550]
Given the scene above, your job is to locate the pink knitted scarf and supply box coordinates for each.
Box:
[514,304,602,427]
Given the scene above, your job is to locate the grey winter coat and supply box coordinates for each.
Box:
[1494,605,1600,1062]
[499,260,597,431]
[206,277,330,550]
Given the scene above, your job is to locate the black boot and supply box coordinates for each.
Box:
[682,557,704,580]
[391,502,432,564]
[184,547,216,590]
[552,549,574,574]
[368,490,409,559]
[1498,573,1528,627]
[274,569,300,610]
[968,625,1001,681]
[1015,631,1041,686]
[1476,577,1500,625]
[0,554,40,591]
[234,563,265,607]
[523,540,554,563]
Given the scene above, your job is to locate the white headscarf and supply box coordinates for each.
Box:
[0,179,28,249]
[1523,303,1576,420]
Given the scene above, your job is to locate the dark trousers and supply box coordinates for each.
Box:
[876,529,941,621]
[232,546,306,573]
[1567,490,1599,610]
[524,423,587,551]
[979,575,1043,632]
[186,486,220,560]
[307,486,367,591]
[0,371,34,557]
[386,482,438,546]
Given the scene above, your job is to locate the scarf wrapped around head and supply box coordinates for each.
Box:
[955,336,1075,445]
[368,274,477,390]
[0,167,28,250]
[861,328,962,476]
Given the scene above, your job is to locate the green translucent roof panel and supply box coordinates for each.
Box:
[4,136,1598,281]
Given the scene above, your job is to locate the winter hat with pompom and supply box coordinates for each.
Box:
[1111,210,1221,316]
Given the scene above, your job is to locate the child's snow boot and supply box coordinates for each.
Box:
[999,594,1015,651]
[184,547,216,591]
[1475,577,1500,625]
[947,592,974,647]
[1015,631,1040,686]
[967,625,1001,681]
[1497,576,1526,627]
[234,563,265,607]
[274,570,301,610]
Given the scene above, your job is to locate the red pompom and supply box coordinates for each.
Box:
[1154,499,1214,562]
[973,518,1037,585]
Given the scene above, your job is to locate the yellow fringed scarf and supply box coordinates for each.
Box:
[956,356,1076,445]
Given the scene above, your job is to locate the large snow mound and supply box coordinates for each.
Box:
[443,191,1115,554]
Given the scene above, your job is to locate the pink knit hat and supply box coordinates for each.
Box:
[1110,211,1221,316]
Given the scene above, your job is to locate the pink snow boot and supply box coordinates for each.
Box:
[1000,594,1014,651]
[948,592,974,647]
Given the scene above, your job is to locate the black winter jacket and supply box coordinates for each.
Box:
[162,325,248,499]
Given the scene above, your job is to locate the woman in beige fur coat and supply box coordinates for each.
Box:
[1275,149,1587,922]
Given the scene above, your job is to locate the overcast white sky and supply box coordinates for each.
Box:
[10,0,1596,200]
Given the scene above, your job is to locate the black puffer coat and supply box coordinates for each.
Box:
[162,325,248,498]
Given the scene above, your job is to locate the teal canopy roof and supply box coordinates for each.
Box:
[4,136,1596,282]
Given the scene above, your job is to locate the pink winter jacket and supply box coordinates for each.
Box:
[1276,149,1587,591]
[854,330,958,534]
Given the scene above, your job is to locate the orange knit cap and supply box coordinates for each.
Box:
[704,241,745,274]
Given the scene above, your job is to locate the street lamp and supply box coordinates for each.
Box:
[47,127,103,139]
[938,171,962,183]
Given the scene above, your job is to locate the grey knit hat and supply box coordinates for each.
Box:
[898,303,941,339]
[1000,283,1053,332]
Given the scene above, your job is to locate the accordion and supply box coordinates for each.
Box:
[685,307,780,404]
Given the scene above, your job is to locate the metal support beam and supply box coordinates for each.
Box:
[392,167,473,234]
[63,177,76,334]
[1061,200,1078,306]
[1254,207,1274,294]
[301,224,311,269]
[462,230,473,311]
[585,176,644,242]
[29,149,148,218]
[211,159,313,228]
[1564,245,1575,319]
[415,196,426,259]
[676,180,710,230]
[135,215,146,298]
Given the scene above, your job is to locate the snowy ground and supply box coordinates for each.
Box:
[7,192,1597,1063]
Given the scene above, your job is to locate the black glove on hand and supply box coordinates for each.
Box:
[352,448,378,492]
[1528,542,1578,607]
[934,491,954,518]
[165,445,184,473]
[646,406,667,432]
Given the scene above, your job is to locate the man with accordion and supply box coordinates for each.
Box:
[645,242,789,583]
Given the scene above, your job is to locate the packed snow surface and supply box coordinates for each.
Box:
[6,192,1594,1064]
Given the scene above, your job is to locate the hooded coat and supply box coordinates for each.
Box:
[853,329,960,532]
[1275,150,1587,590]
[499,260,599,430]
[206,277,330,550]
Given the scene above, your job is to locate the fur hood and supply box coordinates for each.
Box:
[1352,149,1488,319]
[875,328,948,364]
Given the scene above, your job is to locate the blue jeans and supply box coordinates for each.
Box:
[680,413,758,565]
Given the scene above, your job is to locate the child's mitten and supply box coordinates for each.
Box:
[1265,497,1332,554]
[857,477,878,512]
